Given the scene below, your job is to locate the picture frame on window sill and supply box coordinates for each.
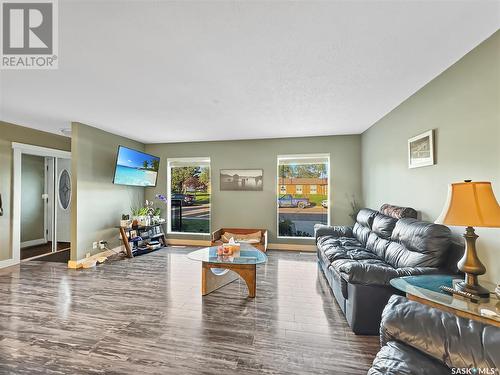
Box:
[408,130,435,169]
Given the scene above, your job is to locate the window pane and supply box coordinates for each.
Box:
[169,163,210,234]
[278,156,329,237]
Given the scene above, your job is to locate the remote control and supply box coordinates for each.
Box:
[439,285,482,302]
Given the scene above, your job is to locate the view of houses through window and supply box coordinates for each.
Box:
[167,158,210,234]
[277,154,329,237]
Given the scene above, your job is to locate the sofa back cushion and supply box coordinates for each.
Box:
[365,233,391,259]
[353,209,377,246]
[385,218,451,268]
[357,208,378,228]
[371,214,398,239]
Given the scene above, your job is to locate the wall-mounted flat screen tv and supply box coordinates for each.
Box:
[113,146,160,187]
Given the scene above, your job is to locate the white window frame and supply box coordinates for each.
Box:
[280,185,287,194]
[310,184,317,194]
[167,157,211,235]
[295,184,303,194]
[277,153,330,239]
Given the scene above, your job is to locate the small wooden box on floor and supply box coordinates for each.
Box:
[211,227,268,252]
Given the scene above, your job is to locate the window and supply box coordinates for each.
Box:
[167,158,210,234]
[280,185,287,194]
[277,154,329,238]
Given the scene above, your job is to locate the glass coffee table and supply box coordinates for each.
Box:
[188,244,267,298]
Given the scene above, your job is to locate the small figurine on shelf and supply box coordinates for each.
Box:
[120,214,131,228]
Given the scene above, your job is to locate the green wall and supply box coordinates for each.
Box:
[21,154,45,243]
[0,121,70,262]
[362,31,500,283]
[145,135,362,244]
[71,122,145,260]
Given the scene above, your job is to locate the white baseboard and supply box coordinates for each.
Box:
[21,238,47,248]
[162,239,316,251]
[0,258,19,269]
[267,243,316,252]
[165,238,211,247]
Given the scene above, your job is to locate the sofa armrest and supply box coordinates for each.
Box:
[314,224,353,242]
[380,295,500,370]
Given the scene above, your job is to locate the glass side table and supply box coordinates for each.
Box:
[390,274,500,327]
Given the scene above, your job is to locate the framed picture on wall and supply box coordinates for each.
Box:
[220,169,264,191]
[408,130,435,169]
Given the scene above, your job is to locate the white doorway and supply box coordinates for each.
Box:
[12,143,71,263]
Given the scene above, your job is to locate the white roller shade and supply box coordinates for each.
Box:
[168,157,210,168]
[278,154,329,165]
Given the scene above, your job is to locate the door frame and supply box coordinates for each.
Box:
[11,143,71,265]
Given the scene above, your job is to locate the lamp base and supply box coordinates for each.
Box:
[455,280,490,299]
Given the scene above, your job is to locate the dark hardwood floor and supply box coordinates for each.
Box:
[21,241,71,260]
[0,247,379,374]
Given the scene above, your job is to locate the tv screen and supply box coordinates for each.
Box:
[113,146,160,187]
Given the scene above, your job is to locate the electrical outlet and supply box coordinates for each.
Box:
[99,240,106,250]
[92,242,98,250]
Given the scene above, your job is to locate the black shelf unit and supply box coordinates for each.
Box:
[117,223,167,258]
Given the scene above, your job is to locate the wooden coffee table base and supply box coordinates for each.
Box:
[202,262,257,298]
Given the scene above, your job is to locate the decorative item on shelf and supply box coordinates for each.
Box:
[436,180,500,299]
[120,214,131,228]
[131,218,139,229]
[130,200,166,228]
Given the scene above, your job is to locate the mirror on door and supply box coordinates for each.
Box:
[20,155,71,261]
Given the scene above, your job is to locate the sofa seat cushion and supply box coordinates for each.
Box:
[335,259,441,286]
[317,237,381,266]
[317,236,363,255]
[368,341,449,375]
[317,236,362,249]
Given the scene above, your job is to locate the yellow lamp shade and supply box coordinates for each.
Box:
[435,181,500,227]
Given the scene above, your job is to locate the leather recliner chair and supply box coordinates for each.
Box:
[368,295,500,374]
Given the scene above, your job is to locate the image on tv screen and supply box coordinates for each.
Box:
[113,146,160,187]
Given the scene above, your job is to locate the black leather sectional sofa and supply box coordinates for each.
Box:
[315,205,455,334]
[368,295,500,374]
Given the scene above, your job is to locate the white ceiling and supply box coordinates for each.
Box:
[1,0,499,143]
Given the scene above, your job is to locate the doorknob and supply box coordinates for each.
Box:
[0,193,3,216]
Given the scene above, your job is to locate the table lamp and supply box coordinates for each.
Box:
[436,180,500,298]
